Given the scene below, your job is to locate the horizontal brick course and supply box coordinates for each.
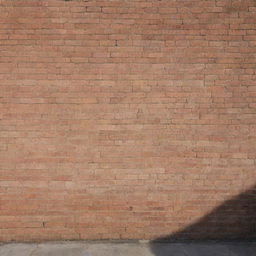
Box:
[0,0,256,242]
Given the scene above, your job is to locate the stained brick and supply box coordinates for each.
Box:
[0,0,255,242]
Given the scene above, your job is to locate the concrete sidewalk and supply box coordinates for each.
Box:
[0,241,256,256]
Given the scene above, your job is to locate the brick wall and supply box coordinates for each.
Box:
[0,0,256,242]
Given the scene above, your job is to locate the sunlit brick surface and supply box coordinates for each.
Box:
[0,0,256,241]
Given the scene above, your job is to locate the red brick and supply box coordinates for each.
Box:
[0,0,255,243]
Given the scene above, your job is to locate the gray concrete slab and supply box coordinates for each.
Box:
[0,241,255,256]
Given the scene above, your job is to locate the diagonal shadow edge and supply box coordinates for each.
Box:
[150,184,256,252]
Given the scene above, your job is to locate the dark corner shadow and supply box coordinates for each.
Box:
[150,185,256,255]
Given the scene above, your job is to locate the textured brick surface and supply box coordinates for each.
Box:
[0,0,256,242]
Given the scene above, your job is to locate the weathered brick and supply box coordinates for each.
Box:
[0,0,255,243]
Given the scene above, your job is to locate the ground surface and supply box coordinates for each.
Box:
[0,241,256,256]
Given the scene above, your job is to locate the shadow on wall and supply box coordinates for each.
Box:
[150,185,256,255]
